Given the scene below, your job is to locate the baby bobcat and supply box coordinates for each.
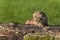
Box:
[25,11,48,27]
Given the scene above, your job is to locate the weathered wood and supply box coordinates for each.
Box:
[0,23,60,40]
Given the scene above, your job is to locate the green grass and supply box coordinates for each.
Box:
[0,0,60,25]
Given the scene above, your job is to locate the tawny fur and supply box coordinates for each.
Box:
[25,20,34,25]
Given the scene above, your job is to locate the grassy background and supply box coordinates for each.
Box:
[0,0,60,25]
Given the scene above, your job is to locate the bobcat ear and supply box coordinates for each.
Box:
[40,11,46,17]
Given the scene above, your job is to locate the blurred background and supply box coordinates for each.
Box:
[0,0,60,25]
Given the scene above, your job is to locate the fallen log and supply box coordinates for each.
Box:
[0,23,60,40]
